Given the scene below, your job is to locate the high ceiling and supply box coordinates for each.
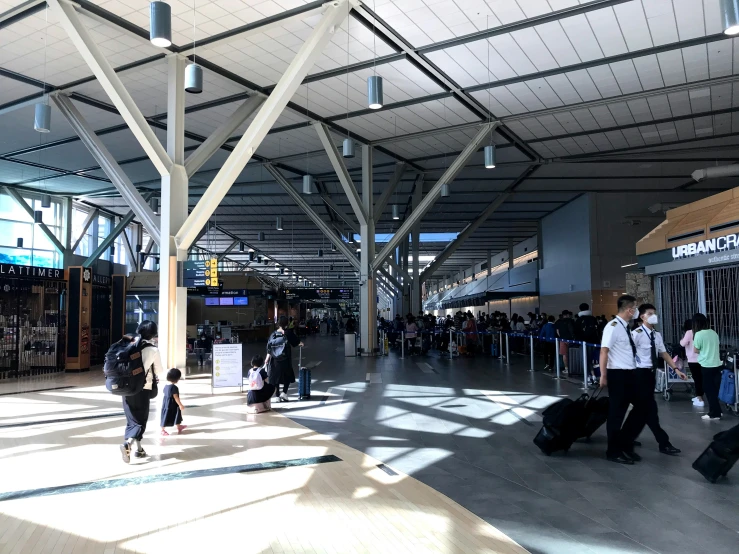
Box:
[2,0,739,289]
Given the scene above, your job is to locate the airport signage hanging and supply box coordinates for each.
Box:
[671,233,739,259]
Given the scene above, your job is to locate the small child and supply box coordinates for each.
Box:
[246,355,275,407]
[161,368,186,435]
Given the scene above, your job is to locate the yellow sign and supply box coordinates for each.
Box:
[209,258,219,286]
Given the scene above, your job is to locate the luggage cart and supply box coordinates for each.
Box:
[656,346,694,401]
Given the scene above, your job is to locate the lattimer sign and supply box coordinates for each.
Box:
[672,233,739,259]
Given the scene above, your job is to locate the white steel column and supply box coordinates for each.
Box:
[175,0,352,251]
[360,144,376,355]
[159,55,189,369]
[411,177,422,314]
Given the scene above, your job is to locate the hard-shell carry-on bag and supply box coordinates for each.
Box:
[692,423,739,483]
[297,346,311,400]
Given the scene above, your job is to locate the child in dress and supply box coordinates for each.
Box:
[160,368,186,435]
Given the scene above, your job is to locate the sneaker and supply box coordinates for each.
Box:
[543,365,550,371]
[280,392,289,402]
[701,414,721,421]
[120,442,130,464]
[133,449,148,458]
[692,398,705,407]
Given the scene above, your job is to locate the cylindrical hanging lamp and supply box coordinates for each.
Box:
[257,231,265,241]
[149,1,172,47]
[249,251,255,261]
[239,242,245,252]
[303,280,309,287]
[342,138,355,158]
[276,216,283,231]
[484,144,496,169]
[16,238,23,248]
[257,255,262,263]
[721,0,739,34]
[263,258,269,265]
[441,183,450,198]
[280,268,285,275]
[136,244,142,252]
[34,210,43,223]
[347,232,354,244]
[34,103,51,133]
[302,174,313,195]
[318,249,323,257]
[150,197,159,214]
[110,245,115,256]
[330,264,334,271]
[185,63,203,93]
[41,194,51,208]
[367,75,383,109]
[331,242,337,252]
[392,204,400,220]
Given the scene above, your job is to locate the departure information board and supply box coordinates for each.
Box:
[284,288,354,301]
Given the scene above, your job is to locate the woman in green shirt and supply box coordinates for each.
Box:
[692,313,722,420]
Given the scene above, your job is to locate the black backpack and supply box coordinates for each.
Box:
[578,315,599,343]
[103,335,151,396]
[268,331,288,361]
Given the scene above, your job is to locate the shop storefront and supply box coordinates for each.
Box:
[637,187,739,350]
[0,263,67,378]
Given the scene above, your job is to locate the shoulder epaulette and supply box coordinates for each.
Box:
[610,321,617,327]
[636,328,643,333]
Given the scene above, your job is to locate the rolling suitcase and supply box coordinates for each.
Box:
[692,424,739,483]
[567,345,584,377]
[534,395,587,455]
[297,346,311,400]
[580,388,608,439]
[534,425,573,455]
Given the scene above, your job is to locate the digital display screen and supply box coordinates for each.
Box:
[219,297,234,306]
[284,288,354,301]
[204,297,219,306]
[234,297,249,306]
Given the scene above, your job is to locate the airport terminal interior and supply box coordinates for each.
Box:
[2,0,739,552]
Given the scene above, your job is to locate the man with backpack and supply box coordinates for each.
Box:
[577,303,601,385]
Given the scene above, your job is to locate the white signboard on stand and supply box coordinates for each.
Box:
[212,343,243,391]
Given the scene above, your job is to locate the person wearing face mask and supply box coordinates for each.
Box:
[621,304,686,457]
[599,295,641,464]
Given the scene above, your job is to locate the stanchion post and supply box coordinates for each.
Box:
[555,338,561,379]
[582,341,588,389]
[505,333,510,366]
[449,329,453,359]
[401,331,405,359]
[530,334,535,371]
[498,331,503,360]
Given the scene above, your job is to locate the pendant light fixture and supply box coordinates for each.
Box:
[484,16,495,170]
[16,238,23,248]
[34,103,51,133]
[318,249,323,257]
[185,63,203,94]
[150,196,159,214]
[302,174,313,195]
[342,138,355,158]
[185,0,203,93]
[249,251,255,261]
[149,2,172,47]
[347,232,354,244]
[110,245,115,256]
[34,210,43,223]
[257,231,265,242]
[41,194,51,208]
[367,3,383,109]
[441,183,450,198]
[331,242,337,252]
[721,0,739,35]
[34,8,51,134]
[239,242,244,252]
[280,268,285,275]
[276,216,283,231]
[257,255,262,263]
[392,204,400,220]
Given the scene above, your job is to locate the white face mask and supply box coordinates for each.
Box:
[647,314,658,325]
[631,308,640,320]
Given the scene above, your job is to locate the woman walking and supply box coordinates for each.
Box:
[265,315,303,402]
[121,320,163,463]
[680,319,704,407]
[692,313,723,421]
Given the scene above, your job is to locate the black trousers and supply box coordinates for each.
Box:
[702,366,723,418]
[688,362,704,398]
[123,389,150,441]
[544,342,555,367]
[606,368,639,457]
[622,367,670,448]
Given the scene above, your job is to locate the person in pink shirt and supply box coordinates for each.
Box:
[680,319,704,407]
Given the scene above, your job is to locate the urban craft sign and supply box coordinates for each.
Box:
[671,233,739,259]
[0,263,63,280]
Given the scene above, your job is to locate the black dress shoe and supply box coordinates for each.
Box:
[632,440,642,447]
[659,444,681,455]
[607,454,634,465]
[623,451,642,462]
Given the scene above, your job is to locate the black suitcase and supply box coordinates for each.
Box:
[692,423,739,483]
[567,345,584,377]
[581,389,609,439]
[534,425,574,455]
[297,347,311,400]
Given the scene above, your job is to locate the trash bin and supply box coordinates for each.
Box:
[345,334,357,357]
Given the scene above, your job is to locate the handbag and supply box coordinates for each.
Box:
[147,369,159,399]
